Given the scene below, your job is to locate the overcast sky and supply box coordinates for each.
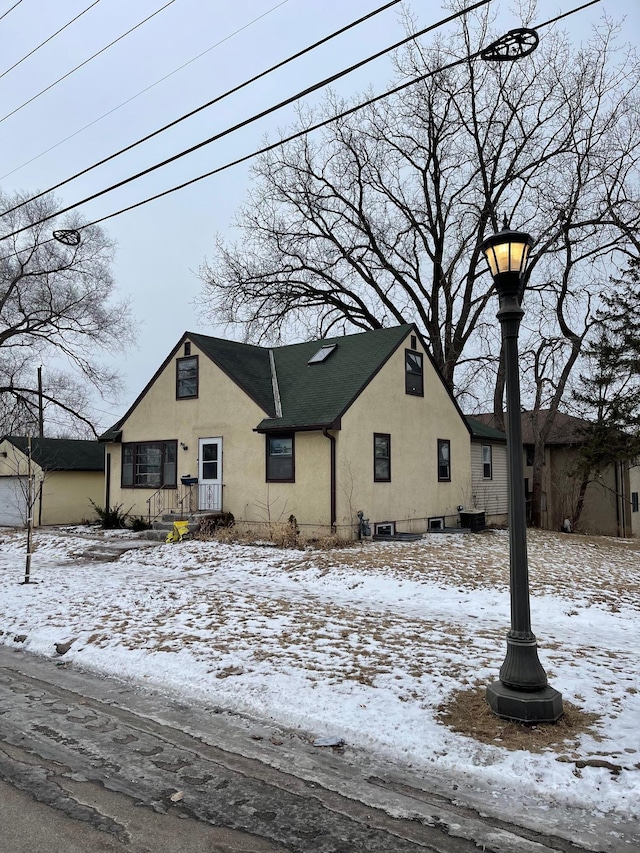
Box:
[1,0,638,432]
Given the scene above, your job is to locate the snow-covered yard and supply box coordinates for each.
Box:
[0,526,638,828]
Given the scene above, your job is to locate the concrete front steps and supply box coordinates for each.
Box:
[145,512,207,541]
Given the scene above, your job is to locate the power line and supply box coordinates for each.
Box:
[0,0,290,181]
[3,0,403,217]
[0,0,103,82]
[1,0,600,250]
[1,0,492,238]
[0,0,23,22]
[0,0,178,125]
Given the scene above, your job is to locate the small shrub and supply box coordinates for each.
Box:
[89,500,130,530]
[198,511,235,538]
[129,516,151,532]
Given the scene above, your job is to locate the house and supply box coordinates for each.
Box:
[100,324,473,539]
[474,410,634,537]
[0,436,105,527]
[465,417,508,527]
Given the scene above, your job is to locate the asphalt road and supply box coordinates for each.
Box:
[0,645,632,853]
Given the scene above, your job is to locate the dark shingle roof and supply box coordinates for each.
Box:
[473,410,596,445]
[3,437,104,471]
[101,323,459,438]
[465,416,506,442]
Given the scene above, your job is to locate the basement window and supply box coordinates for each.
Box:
[308,344,337,364]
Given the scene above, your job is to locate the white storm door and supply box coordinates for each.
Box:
[198,438,222,511]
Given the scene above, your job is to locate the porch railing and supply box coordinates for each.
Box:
[146,482,222,523]
[146,483,196,523]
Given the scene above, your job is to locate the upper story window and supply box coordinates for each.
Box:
[438,439,451,482]
[632,492,639,513]
[482,444,493,479]
[266,434,295,482]
[374,433,391,482]
[122,440,177,488]
[405,350,423,396]
[176,356,198,399]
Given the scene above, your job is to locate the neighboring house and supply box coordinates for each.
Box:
[100,324,473,539]
[465,417,508,526]
[0,436,105,527]
[475,411,634,537]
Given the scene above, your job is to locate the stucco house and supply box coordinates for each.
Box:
[0,436,105,527]
[465,417,508,527]
[475,411,634,537]
[100,324,473,539]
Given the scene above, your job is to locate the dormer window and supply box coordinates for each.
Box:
[405,350,423,396]
[308,344,337,364]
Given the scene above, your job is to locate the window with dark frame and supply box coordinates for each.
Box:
[482,444,492,479]
[374,433,391,482]
[176,356,198,398]
[405,350,424,396]
[632,492,639,513]
[121,441,177,488]
[437,439,451,482]
[266,434,294,482]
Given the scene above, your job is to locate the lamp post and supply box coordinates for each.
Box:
[480,220,563,723]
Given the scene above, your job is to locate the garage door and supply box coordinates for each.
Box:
[0,477,27,526]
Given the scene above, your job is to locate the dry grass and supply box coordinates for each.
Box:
[438,685,601,754]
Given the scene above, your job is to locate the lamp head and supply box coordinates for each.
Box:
[480,217,533,298]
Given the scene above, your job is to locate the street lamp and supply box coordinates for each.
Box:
[480,219,563,723]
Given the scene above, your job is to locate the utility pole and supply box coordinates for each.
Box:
[23,435,34,584]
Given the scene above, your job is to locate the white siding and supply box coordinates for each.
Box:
[470,441,508,521]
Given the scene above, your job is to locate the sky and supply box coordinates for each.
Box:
[0,526,638,849]
[1,0,639,432]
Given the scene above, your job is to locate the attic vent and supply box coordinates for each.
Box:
[308,343,337,364]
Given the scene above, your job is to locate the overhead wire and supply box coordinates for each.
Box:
[0,0,23,22]
[1,0,602,250]
[0,0,178,125]
[1,0,492,238]
[3,0,401,216]
[0,0,103,82]
[0,0,290,180]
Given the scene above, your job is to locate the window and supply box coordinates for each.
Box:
[632,492,639,513]
[308,344,337,364]
[122,441,177,488]
[184,341,191,356]
[405,350,424,396]
[176,356,198,399]
[525,445,534,466]
[374,433,391,482]
[266,434,294,482]
[482,444,492,479]
[437,439,451,481]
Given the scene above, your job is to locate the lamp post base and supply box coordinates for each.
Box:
[486,681,563,724]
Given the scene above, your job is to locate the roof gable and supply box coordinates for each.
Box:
[101,323,468,439]
[257,325,414,431]
[3,437,104,471]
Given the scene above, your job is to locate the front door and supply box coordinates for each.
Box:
[198,438,222,511]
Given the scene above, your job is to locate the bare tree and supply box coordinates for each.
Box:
[199,1,640,526]
[0,190,135,437]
